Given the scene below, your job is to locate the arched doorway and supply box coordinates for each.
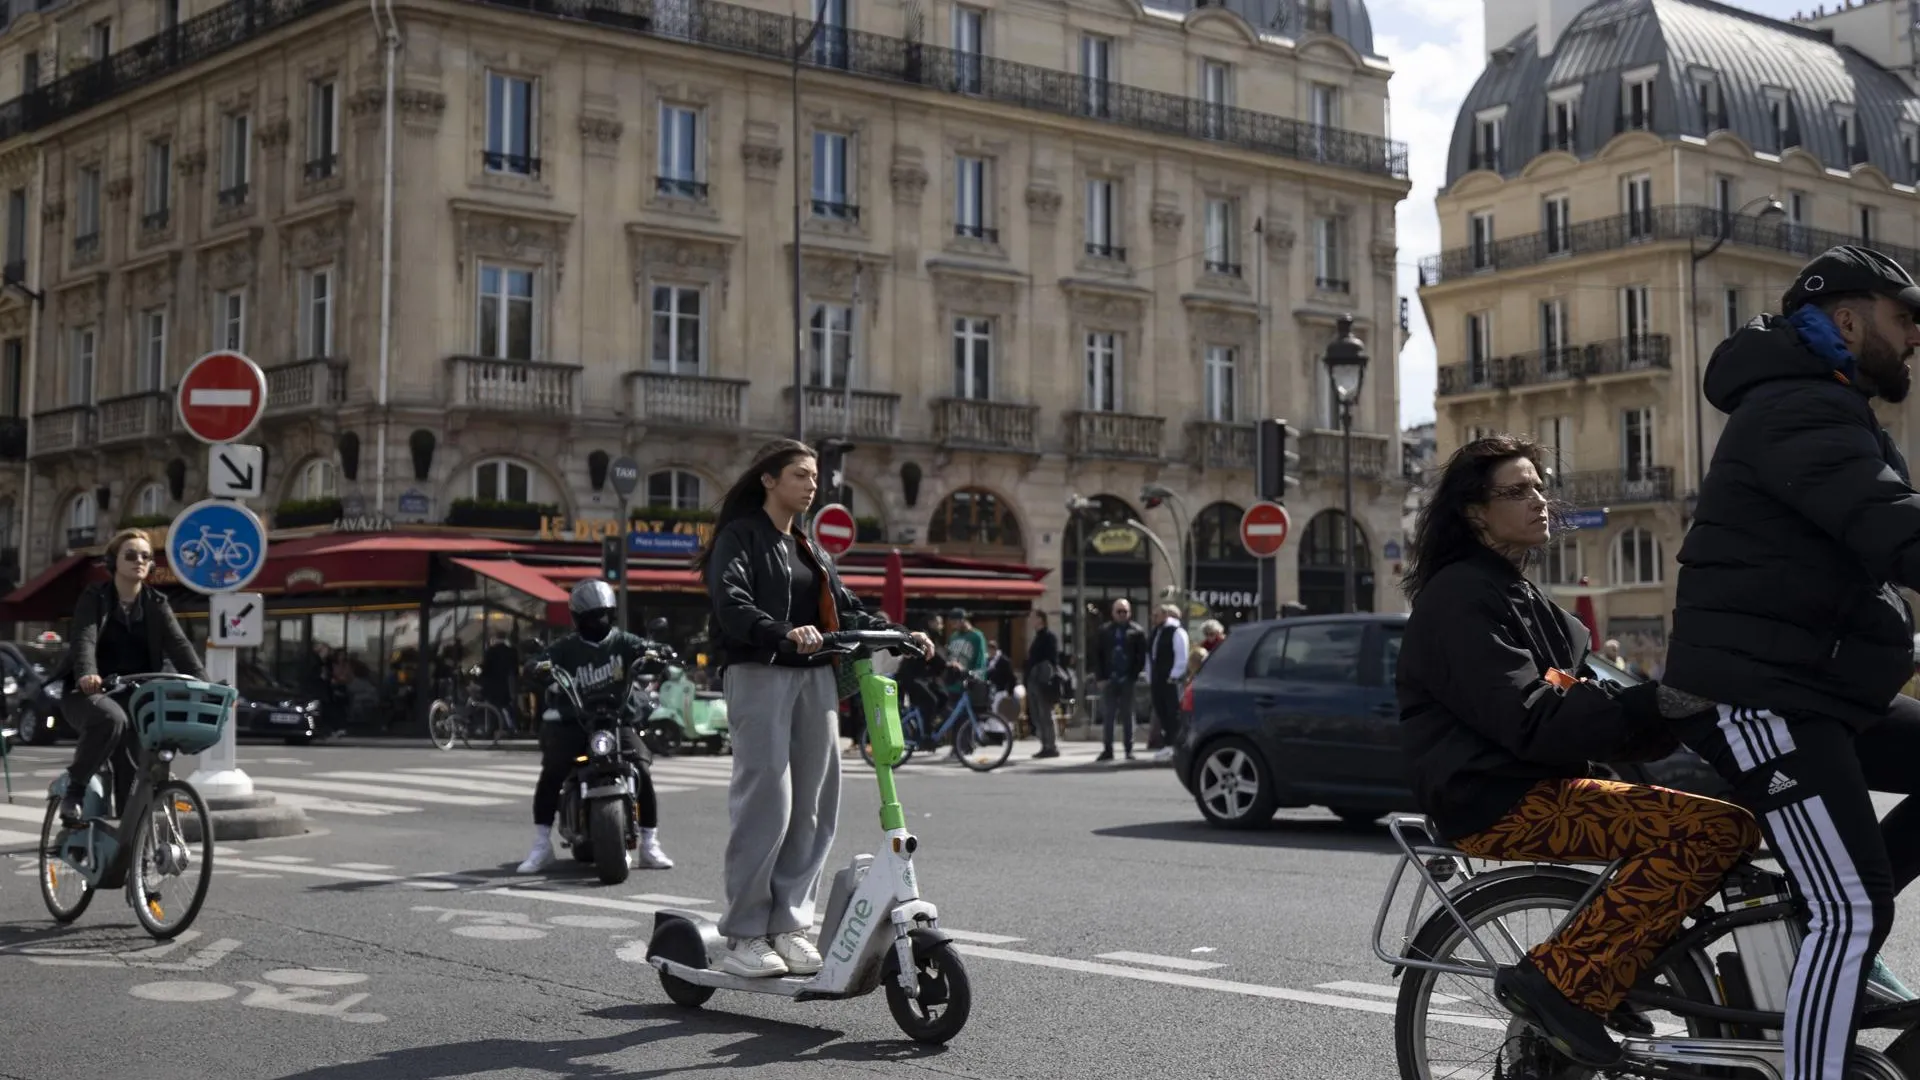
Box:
[926,487,1024,559]
[1298,510,1374,614]
[1061,494,1152,665]
[1190,501,1259,627]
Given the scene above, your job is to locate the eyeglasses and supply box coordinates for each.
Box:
[121,550,154,564]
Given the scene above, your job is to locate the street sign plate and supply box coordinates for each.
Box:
[811,503,856,557]
[167,498,268,595]
[207,443,264,500]
[609,456,641,499]
[209,591,265,647]
[176,351,268,445]
[1239,501,1293,559]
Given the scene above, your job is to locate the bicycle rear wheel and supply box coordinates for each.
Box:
[954,713,1014,771]
[428,701,457,751]
[38,797,93,923]
[129,780,214,940]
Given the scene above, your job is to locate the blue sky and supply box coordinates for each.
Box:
[1380,0,1810,429]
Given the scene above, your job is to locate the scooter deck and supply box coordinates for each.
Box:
[649,956,841,999]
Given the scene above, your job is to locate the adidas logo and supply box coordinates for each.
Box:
[1768,771,1798,796]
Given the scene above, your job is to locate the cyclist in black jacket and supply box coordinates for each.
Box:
[1663,246,1920,1080]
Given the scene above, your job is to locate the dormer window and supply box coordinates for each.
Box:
[1691,69,1725,131]
[1473,106,1506,171]
[1902,123,1919,178]
[1546,87,1580,153]
[1837,104,1863,164]
[1765,88,1794,150]
[1620,67,1656,132]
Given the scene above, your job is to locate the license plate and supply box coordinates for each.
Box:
[271,712,303,725]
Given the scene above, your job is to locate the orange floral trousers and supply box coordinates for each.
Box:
[1452,778,1762,1014]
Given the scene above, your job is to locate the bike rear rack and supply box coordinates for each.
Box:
[1371,813,1622,982]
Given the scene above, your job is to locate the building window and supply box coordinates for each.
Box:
[952,5,985,94]
[954,156,992,241]
[89,20,111,60]
[1621,406,1654,480]
[1544,536,1582,586]
[1468,212,1494,271]
[302,267,334,358]
[1543,193,1570,255]
[1084,331,1121,412]
[74,166,101,255]
[1838,107,1857,153]
[1623,173,1653,239]
[1540,298,1568,372]
[1203,198,1238,274]
[1620,284,1651,361]
[1789,190,1807,224]
[1713,175,1733,217]
[1904,125,1920,178]
[657,105,703,199]
[1539,414,1574,487]
[139,308,166,391]
[134,482,167,518]
[646,469,704,510]
[476,264,535,361]
[1473,109,1503,170]
[1547,92,1578,152]
[70,325,96,405]
[214,289,246,351]
[1613,527,1662,586]
[1724,287,1741,339]
[306,79,338,180]
[1314,217,1346,292]
[1201,59,1231,138]
[1080,34,1112,118]
[293,459,338,500]
[1621,72,1654,131]
[21,54,37,95]
[650,285,702,373]
[1766,88,1792,148]
[1466,312,1492,384]
[142,139,171,228]
[220,113,251,205]
[952,316,992,399]
[809,0,848,69]
[0,338,21,416]
[811,131,854,219]
[809,302,854,388]
[1203,345,1236,422]
[484,72,539,176]
[1085,178,1120,259]
[68,494,97,545]
[473,459,532,503]
[1694,72,1724,129]
[1859,205,1876,245]
[4,187,25,273]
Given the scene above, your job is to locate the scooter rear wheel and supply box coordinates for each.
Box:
[885,940,971,1044]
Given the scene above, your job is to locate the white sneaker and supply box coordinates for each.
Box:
[636,831,673,869]
[516,839,555,874]
[772,931,823,975]
[716,936,789,978]
[1152,747,1175,764]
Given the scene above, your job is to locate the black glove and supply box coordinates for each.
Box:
[1611,681,1683,763]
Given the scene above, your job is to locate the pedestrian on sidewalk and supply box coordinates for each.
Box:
[1092,599,1146,762]
[694,439,934,980]
[1025,610,1060,758]
[481,631,520,734]
[1146,604,1190,761]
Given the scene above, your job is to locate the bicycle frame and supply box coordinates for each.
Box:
[56,736,178,893]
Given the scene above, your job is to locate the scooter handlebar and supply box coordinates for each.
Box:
[777,629,922,658]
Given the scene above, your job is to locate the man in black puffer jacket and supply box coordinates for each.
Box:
[1663,246,1920,1080]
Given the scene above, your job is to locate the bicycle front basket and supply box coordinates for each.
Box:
[131,679,238,754]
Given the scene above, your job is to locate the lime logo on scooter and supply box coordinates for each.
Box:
[832,898,874,963]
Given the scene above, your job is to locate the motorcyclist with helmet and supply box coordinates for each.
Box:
[515,579,673,874]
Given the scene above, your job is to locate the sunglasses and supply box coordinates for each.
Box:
[121,550,154,564]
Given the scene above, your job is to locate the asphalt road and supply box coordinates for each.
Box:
[4,736,1920,1080]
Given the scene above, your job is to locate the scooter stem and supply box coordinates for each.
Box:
[874,761,905,832]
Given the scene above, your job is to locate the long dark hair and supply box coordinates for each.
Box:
[1401,434,1552,601]
[691,438,817,574]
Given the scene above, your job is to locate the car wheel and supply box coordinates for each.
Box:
[1190,736,1278,830]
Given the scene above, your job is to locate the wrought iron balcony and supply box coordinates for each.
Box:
[626,370,747,427]
[72,232,100,262]
[1420,205,1917,285]
[30,406,94,457]
[303,153,338,182]
[1186,420,1254,470]
[1437,335,1672,397]
[932,398,1037,452]
[655,175,708,200]
[811,199,860,222]
[784,385,899,439]
[217,182,249,207]
[954,223,999,243]
[482,150,542,177]
[266,357,348,414]
[1556,467,1675,508]
[1203,259,1242,277]
[96,391,174,444]
[1084,242,1127,261]
[1315,275,1350,293]
[447,356,579,416]
[1298,429,1391,480]
[1066,410,1164,460]
[141,208,170,231]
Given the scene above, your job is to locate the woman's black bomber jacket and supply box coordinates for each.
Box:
[704,511,901,668]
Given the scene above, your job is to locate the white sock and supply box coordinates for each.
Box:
[641,827,658,843]
[532,824,551,846]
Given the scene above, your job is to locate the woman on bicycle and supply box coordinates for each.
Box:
[1397,435,1761,1068]
[57,528,207,826]
[693,439,934,979]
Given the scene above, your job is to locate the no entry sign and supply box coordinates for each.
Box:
[1239,501,1293,559]
[812,503,857,557]
[177,351,268,445]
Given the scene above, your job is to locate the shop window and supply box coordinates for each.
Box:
[926,487,1023,551]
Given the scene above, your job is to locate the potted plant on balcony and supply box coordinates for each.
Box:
[447,498,559,531]
[275,497,344,529]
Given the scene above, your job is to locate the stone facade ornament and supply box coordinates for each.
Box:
[1025,185,1062,223]
[452,201,575,284]
[741,140,783,181]
[579,115,624,155]
[257,118,292,149]
[890,158,928,206]
[1151,201,1184,241]
[626,225,734,304]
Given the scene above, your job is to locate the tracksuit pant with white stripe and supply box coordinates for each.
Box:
[1675,695,1920,1080]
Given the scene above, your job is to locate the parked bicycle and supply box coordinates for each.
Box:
[427,667,511,750]
[40,673,236,940]
[858,674,1012,772]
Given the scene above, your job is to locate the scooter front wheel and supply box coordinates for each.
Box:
[885,940,971,1044]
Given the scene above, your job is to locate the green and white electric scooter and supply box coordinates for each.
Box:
[644,628,972,1045]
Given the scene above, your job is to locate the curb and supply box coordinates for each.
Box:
[184,795,310,842]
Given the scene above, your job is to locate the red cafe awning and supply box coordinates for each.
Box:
[453,556,575,626]
[532,563,1047,599]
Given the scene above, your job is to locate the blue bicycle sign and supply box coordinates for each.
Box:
[167,499,267,595]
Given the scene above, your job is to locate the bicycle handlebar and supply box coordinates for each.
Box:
[776,629,924,658]
[97,672,227,693]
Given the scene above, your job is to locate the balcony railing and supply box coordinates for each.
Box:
[1420,205,1920,285]
[96,391,174,444]
[481,150,542,177]
[784,385,899,439]
[1066,410,1164,460]
[447,356,579,416]
[932,398,1038,452]
[266,357,348,414]
[954,223,999,243]
[67,527,97,550]
[626,370,747,427]
[1085,242,1127,261]
[1298,429,1391,480]
[30,406,94,457]
[655,175,708,200]
[1185,420,1254,470]
[217,182,249,207]
[1556,467,1675,508]
[303,153,338,182]
[811,199,860,222]
[1437,335,1672,397]
[0,416,24,461]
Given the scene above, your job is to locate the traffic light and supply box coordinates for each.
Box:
[601,535,623,583]
[813,438,854,510]
[1257,419,1300,503]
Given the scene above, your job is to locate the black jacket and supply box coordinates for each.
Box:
[1091,620,1147,682]
[66,581,206,685]
[534,629,652,727]
[704,510,899,668]
[1397,548,1673,841]
[1666,316,1920,731]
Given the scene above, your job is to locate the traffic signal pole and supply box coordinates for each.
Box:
[1256,419,1290,621]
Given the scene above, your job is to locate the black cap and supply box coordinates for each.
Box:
[1782,245,1920,315]
[946,607,968,620]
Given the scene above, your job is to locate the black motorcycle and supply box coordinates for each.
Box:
[536,660,657,886]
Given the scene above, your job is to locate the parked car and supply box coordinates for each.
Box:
[234,661,322,745]
[1171,613,1726,829]
[2,640,74,746]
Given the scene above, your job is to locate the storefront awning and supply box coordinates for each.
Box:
[452,556,574,625]
[530,564,1046,599]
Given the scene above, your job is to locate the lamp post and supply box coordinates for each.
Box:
[1140,483,1191,610]
[1689,196,1786,486]
[1067,493,1097,728]
[1321,315,1369,615]
[790,0,828,442]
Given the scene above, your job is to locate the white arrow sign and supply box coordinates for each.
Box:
[210,592,265,647]
[208,443,264,500]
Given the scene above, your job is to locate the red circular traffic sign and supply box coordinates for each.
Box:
[1239,501,1293,558]
[812,503,857,557]
[176,350,268,445]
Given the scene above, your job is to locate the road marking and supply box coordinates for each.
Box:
[1316,980,1471,1007]
[248,778,509,805]
[253,792,420,816]
[0,827,38,848]
[1097,951,1226,972]
[633,893,716,906]
[0,802,44,823]
[485,885,723,923]
[335,862,395,871]
[941,929,1028,945]
[252,855,314,864]
[318,771,531,797]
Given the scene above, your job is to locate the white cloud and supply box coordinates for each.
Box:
[1371,0,1485,430]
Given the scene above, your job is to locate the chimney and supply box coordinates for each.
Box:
[1536,0,1587,56]
[1483,0,1538,59]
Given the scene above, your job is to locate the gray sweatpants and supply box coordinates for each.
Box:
[718,662,842,940]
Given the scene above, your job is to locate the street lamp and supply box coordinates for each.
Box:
[1689,195,1786,486]
[1140,483,1191,611]
[1321,314,1369,615]
[790,0,828,442]
[1066,493,1097,729]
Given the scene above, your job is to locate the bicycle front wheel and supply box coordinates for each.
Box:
[129,781,214,940]
[38,797,93,923]
[428,701,457,750]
